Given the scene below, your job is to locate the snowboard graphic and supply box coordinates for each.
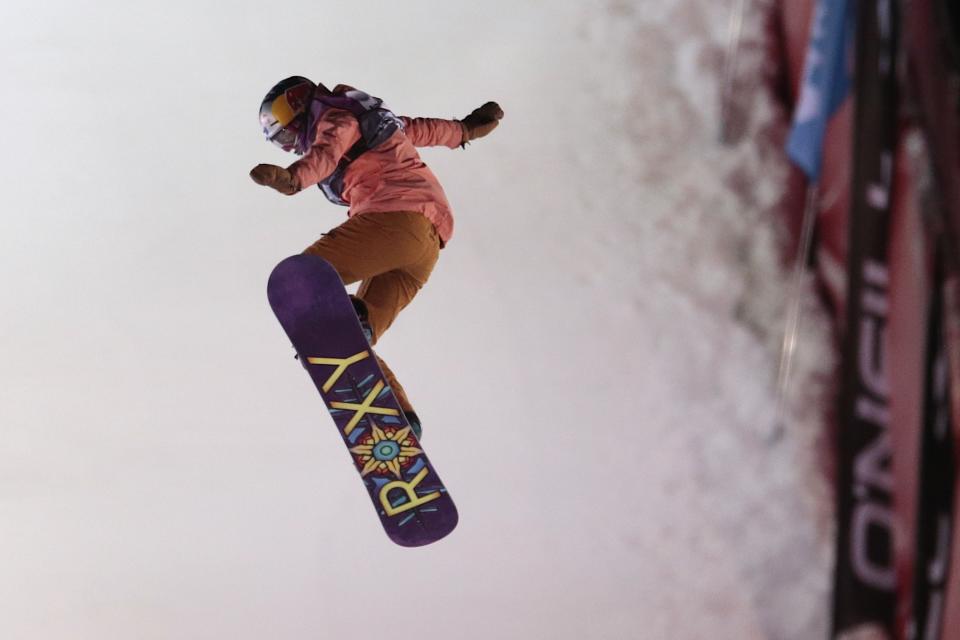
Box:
[267,254,458,546]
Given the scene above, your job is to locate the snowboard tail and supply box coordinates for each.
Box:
[267,254,457,546]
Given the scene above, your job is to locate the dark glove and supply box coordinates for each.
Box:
[460,101,504,146]
[249,164,300,195]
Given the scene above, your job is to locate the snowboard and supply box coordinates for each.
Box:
[267,254,458,547]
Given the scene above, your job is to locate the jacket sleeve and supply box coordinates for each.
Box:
[287,109,362,189]
[400,116,466,149]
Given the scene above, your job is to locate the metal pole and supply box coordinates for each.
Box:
[770,181,819,441]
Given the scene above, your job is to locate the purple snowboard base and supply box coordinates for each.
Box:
[267,254,458,546]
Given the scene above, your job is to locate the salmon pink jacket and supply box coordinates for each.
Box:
[287,96,464,245]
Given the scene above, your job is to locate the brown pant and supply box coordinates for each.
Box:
[303,211,440,413]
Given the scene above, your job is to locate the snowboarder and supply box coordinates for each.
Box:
[251,77,503,438]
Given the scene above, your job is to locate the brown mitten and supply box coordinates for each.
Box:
[249,164,300,195]
[460,101,504,145]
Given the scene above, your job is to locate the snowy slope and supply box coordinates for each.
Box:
[0,1,834,638]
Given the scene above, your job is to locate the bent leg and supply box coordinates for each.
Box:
[356,251,439,415]
[303,211,440,418]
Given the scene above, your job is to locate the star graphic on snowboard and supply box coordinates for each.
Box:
[349,424,423,478]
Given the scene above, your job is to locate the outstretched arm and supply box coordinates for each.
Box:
[400,117,467,148]
[401,101,504,149]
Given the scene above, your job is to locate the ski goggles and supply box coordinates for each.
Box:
[266,118,305,154]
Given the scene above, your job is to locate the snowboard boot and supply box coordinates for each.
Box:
[349,295,375,344]
[404,411,423,440]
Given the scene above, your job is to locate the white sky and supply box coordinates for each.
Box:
[1,1,833,639]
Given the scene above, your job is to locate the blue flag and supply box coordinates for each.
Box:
[786,0,856,180]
